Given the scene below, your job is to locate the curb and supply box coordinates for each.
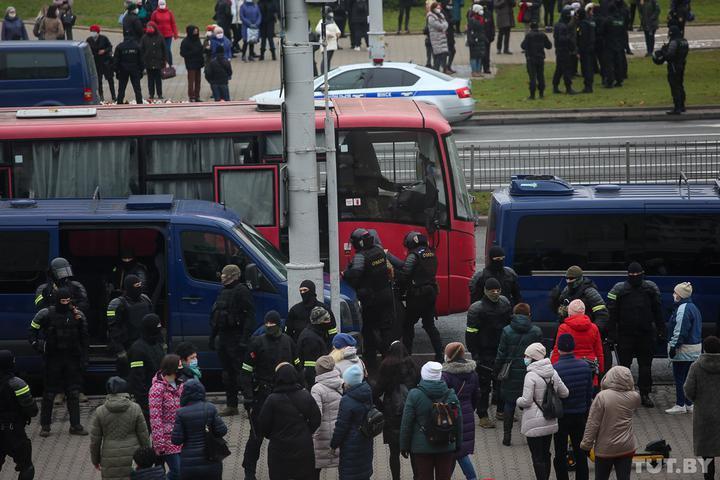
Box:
[466,107,720,125]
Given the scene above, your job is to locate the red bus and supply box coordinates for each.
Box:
[0,99,475,314]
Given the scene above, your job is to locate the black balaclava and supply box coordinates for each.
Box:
[265,310,282,338]
[484,277,502,303]
[141,313,163,343]
[627,262,644,287]
[55,287,72,314]
[120,247,137,271]
[124,274,142,301]
[0,350,14,374]
[487,245,506,273]
[300,279,317,306]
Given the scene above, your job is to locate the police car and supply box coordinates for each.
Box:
[250,61,476,124]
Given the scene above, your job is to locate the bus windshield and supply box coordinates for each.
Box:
[445,134,473,221]
[234,222,288,280]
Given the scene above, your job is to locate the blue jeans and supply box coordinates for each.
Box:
[673,361,693,406]
[162,453,180,480]
[455,455,478,480]
[470,57,482,73]
[211,84,230,101]
[164,36,173,66]
[504,399,516,417]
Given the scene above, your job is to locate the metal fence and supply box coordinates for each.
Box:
[458,140,720,191]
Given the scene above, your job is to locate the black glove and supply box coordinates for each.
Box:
[400,450,409,459]
[32,340,46,354]
[208,336,216,351]
[669,346,677,359]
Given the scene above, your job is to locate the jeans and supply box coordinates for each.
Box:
[146,68,163,98]
[595,455,632,480]
[673,361,693,406]
[164,36,173,65]
[644,29,656,55]
[456,455,477,480]
[527,435,552,480]
[470,57,482,73]
[553,413,589,480]
[211,84,230,101]
[162,453,180,480]
[412,453,454,480]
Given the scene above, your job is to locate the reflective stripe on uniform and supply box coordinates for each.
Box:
[607,293,617,300]
[293,358,300,365]
[130,361,144,368]
[327,328,338,335]
[592,305,606,312]
[466,327,479,333]
[34,295,43,305]
[304,361,316,367]
[242,363,254,372]
[30,321,41,330]
[14,385,30,396]
[106,310,116,317]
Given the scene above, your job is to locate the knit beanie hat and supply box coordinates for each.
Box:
[567,299,585,316]
[310,306,331,324]
[484,277,501,291]
[106,376,128,394]
[566,265,583,279]
[488,245,505,259]
[264,310,281,325]
[674,282,692,299]
[444,342,465,362]
[628,262,644,274]
[421,361,443,381]
[315,355,335,375]
[343,364,364,387]
[332,333,356,349]
[557,333,575,353]
[90,24,101,33]
[525,342,546,361]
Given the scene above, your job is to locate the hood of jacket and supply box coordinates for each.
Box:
[526,357,555,380]
[343,346,360,361]
[315,369,344,392]
[510,314,532,333]
[698,353,720,374]
[417,379,450,400]
[146,20,160,35]
[179,378,205,406]
[565,314,593,332]
[105,392,132,413]
[345,380,372,404]
[273,363,303,393]
[442,358,477,375]
[601,366,635,392]
[185,24,198,37]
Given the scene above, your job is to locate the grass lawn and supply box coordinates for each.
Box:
[472,48,720,110]
[471,191,492,216]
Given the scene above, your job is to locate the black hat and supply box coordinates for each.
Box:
[484,278,501,291]
[628,262,644,274]
[56,287,72,301]
[488,245,505,259]
[0,350,14,372]
[300,279,316,295]
[264,310,281,325]
[557,333,575,352]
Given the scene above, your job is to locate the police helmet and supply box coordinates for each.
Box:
[50,257,73,281]
[404,231,428,249]
[561,5,573,18]
[350,228,373,250]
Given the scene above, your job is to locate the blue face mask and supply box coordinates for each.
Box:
[523,358,532,367]
[189,358,198,368]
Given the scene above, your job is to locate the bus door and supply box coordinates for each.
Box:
[0,167,11,198]
[214,164,285,250]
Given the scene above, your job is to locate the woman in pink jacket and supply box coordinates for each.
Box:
[150,0,178,65]
[149,354,184,480]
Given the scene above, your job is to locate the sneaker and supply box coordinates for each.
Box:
[39,426,51,437]
[353,46,361,51]
[219,406,240,417]
[478,416,496,429]
[665,405,687,414]
[69,425,89,436]
[686,405,694,413]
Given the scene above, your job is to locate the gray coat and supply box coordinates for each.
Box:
[427,12,449,54]
[495,0,515,29]
[310,369,343,469]
[684,353,720,457]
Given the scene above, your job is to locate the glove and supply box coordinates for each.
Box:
[669,346,677,359]
[32,340,46,354]
[400,450,409,459]
[117,350,128,361]
[208,336,216,351]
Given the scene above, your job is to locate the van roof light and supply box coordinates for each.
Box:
[509,175,574,196]
[9,199,37,208]
[16,108,97,119]
[126,194,174,210]
[595,184,622,193]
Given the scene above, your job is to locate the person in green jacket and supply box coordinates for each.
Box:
[399,361,463,479]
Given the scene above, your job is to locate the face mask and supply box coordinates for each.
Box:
[216,33,224,39]
[628,274,643,287]
[91,32,99,38]
[567,276,581,290]
[8,13,16,19]
[523,358,532,367]
[301,291,315,304]
[434,8,442,13]
[56,299,71,314]
[266,324,282,338]
[484,288,501,303]
[189,358,198,368]
[127,283,142,300]
[489,259,504,272]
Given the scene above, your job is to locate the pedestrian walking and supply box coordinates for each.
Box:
[494,303,543,446]
[171,379,228,480]
[520,21,552,99]
[311,355,343,479]
[259,0,279,60]
[39,6,64,40]
[495,0,515,54]
[398,0,413,33]
[123,3,145,42]
[107,275,153,375]
[427,3,450,71]
[131,446,167,479]
[580,366,640,480]
[516,342,569,480]
[2,7,28,40]
[466,277,511,428]
[316,11,341,74]
[209,264,255,416]
[29,288,89,437]
[654,24,688,115]
[180,25,204,102]
[114,34,145,104]
[241,0,262,61]
[175,342,201,383]
[258,362,322,480]
[140,21,168,101]
[467,4,488,77]
[87,25,116,102]
[287,280,337,347]
[374,341,419,480]
[330,333,366,376]
[665,282,701,414]
[149,354,184,480]
[400,361,463,480]
[551,334,593,480]
[684,336,720,480]
[90,377,151,480]
[348,0,369,50]
[442,343,480,480]
[550,299,605,385]
[0,350,38,480]
[330,364,374,480]
[469,246,522,306]
[552,6,577,94]
[128,314,165,424]
[607,262,665,407]
[150,0,178,66]
[210,26,233,60]
[639,0,659,55]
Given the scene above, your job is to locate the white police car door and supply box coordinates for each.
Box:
[361,68,421,100]
[314,68,370,100]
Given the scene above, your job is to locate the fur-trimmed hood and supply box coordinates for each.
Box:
[442,359,477,375]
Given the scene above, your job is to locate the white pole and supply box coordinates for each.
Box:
[368,0,385,61]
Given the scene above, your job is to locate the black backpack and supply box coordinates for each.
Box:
[418,387,460,446]
[359,405,385,438]
[535,378,564,420]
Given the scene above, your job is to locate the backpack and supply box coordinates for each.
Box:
[418,387,460,446]
[33,16,44,39]
[359,405,385,438]
[535,377,564,420]
[386,383,409,419]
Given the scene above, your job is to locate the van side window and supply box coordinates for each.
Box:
[0,231,49,293]
[0,51,69,80]
[181,231,248,283]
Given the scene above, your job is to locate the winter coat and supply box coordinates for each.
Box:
[684,353,720,457]
[550,313,605,381]
[286,297,338,343]
[520,0,540,23]
[114,38,144,74]
[240,2,262,40]
[330,381,374,480]
[495,314,543,400]
[442,360,479,458]
[311,370,343,468]
[640,0,660,31]
[466,296,512,359]
[87,34,113,65]
[349,0,369,24]
[553,354,593,415]
[148,372,183,456]
[150,8,178,39]
[204,55,232,85]
[580,366,640,458]
[2,15,28,40]
[374,358,419,445]
[332,346,366,376]
[140,25,168,70]
[123,12,145,42]
[400,379,462,454]
[466,15,488,58]
[90,393,150,480]
[427,12,449,54]
[476,0,496,43]
[130,466,167,480]
[516,358,569,438]
[667,298,702,362]
[298,324,330,387]
[494,0,515,29]
[316,20,341,51]
[214,0,232,29]
[258,367,322,479]
[180,26,204,70]
[521,29,552,61]
[209,35,232,60]
[40,16,64,40]
[171,380,227,480]
[127,333,165,414]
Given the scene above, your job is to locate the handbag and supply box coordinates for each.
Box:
[161,65,176,80]
[497,332,529,381]
[203,405,231,462]
[247,27,260,44]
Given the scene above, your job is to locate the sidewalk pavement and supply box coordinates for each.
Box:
[0,384,702,480]
[71,23,720,102]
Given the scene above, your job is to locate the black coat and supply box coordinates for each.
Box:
[87,34,113,64]
[114,38,144,74]
[130,466,167,480]
[297,324,330,387]
[286,297,337,344]
[521,29,552,61]
[214,0,232,29]
[466,296,512,358]
[469,265,521,305]
[204,56,232,85]
[123,12,145,41]
[180,26,204,70]
[348,0,369,24]
[373,358,419,445]
[127,334,165,413]
[467,15,488,58]
[330,381,374,480]
[140,31,167,70]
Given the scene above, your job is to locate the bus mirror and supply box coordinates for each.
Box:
[245,263,260,290]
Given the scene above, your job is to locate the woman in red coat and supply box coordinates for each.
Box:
[150,0,178,65]
[551,299,605,385]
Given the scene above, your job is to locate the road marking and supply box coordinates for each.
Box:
[456,133,720,144]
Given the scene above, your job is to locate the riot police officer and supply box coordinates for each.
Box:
[552,6,577,94]
[469,245,522,306]
[601,3,627,87]
[106,275,153,376]
[127,314,165,425]
[577,6,597,93]
[297,306,333,388]
[108,247,149,299]
[607,262,665,407]
[209,264,256,417]
[240,311,299,480]
[397,231,443,362]
[34,258,89,314]
[285,279,337,344]
[653,24,688,115]
[0,350,38,480]
[343,228,395,369]
[28,288,89,436]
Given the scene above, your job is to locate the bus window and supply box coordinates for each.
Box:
[264,133,325,159]
[181,231,249,283]
[12,139,139,198]
[445,134,473,221]
[0,231,49,293]
[336,130,448,227]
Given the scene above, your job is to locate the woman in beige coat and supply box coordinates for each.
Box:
[580,366,640,480]
[39,5,64,40]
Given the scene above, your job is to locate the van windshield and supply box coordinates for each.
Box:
[234,222,288,280]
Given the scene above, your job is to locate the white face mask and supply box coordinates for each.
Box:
[8,12,16,19]
[216,33,224,39]
[434,8,442,13]
[91,32,99,38]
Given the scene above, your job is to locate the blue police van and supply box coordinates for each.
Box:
[487,175,720,339]
[0,195,360,374]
